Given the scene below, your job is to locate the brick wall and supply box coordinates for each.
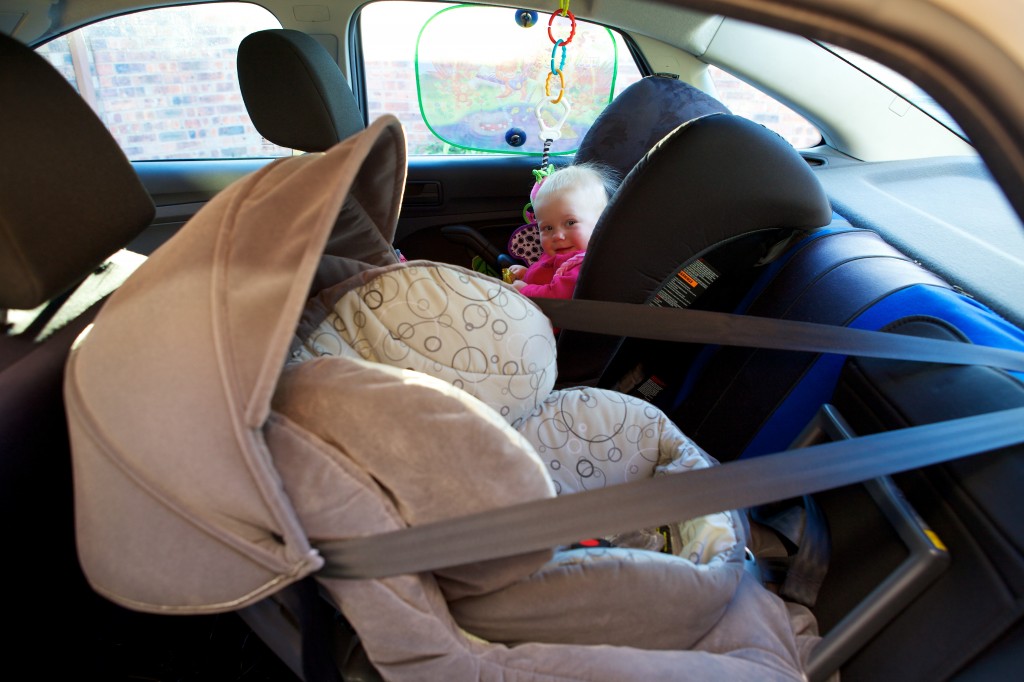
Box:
[36,10,288,161]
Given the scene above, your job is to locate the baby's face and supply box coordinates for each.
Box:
[534,182,607,257]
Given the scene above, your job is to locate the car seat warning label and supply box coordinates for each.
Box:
[649,259,720,308]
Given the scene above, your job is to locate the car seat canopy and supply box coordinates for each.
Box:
[65,116,407,611]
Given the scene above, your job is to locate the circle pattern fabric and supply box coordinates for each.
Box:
[301,262,557,426]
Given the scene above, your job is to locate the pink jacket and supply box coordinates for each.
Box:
[518,250,586,300]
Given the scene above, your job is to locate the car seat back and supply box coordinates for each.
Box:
[0,31,154,671]
[556,113,833,389]
[575,73,731,183]
[237,28,364,152]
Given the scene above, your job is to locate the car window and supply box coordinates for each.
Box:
[707,65,822,149]
[824,44,966,139]
[360,1,644,156]
[34,2,291,161]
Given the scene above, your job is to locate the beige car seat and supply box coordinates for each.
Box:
[65,115,821,681]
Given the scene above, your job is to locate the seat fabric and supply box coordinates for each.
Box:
[575,73,731,184]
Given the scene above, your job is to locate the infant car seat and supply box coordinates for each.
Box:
[65,116,822,681]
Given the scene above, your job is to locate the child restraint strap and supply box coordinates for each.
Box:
[315,301,1024,579]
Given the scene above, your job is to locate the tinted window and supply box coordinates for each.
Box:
[360,1,644,156]
[36,2,290,161]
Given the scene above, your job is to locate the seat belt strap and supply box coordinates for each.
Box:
[316,405,1024,579]
[316,298,1024,579]
[533,298,1024,372]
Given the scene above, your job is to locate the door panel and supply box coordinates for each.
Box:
[131,154,550,266]
[130,159,274,254]
[397,155,560,267]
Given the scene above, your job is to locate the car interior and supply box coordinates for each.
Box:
[2,1,1023,680]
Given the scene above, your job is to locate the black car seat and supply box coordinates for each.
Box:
[442,74,732,271]
[574,73,731,185]
[555,113,833,395]
[237,28,364,153]
[0,32,155,675]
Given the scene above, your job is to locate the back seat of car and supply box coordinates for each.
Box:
[5,28,1022,678]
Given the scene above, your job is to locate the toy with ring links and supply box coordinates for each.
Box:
[548,8,576,45]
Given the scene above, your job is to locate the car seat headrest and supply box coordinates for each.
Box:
[237,29,364,153]
[575,74,731,184]
[558,113,833,386]
[0,33,155,311]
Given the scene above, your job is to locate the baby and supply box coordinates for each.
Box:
[506,162,617,299]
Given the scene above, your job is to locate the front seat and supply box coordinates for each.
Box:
[0,31,155,675]
[237,28,364,152]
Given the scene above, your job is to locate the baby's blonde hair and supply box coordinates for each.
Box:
[532,162,618,215]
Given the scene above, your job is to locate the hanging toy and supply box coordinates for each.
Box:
[515,9,539,28]
[506,163,556,267]
[504,2,575,272]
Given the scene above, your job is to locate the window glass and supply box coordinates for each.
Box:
[824,44,966,139]
[708,65,822,149]
[35,3,290,161]
[361,1,643,156]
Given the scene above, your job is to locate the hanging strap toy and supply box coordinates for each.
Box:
[505,3,576,275]
[537,1,574,167]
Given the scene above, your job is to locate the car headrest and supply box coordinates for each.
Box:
[237,29,365,153]
[0,33,155,311]
[558,113,833,386]
[575,74,731,184]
